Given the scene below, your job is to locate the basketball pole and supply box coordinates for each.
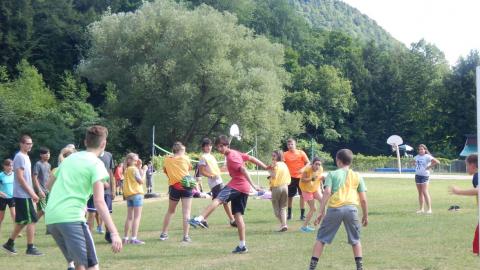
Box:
[476,66,480,256]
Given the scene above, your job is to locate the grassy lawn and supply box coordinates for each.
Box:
[1,173,479,269]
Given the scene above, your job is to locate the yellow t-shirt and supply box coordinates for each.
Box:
[123,166,145,197]
[200,153,221,177]
[299,166,323,193]
[269,162,291,188]
[163,155,191,186]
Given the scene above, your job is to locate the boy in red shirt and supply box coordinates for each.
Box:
[189,135,268,253]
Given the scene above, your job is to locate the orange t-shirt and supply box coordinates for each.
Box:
[284,150,309,178]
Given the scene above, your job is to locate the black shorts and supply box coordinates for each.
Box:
[169,186,193,201]
[288,178,302,197]
[211,183,225,200]
[216,186,248,215]
[0,198,15,211]
[86,194,113,213]
[14,198,38,224]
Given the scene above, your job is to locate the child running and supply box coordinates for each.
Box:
[448,154,479,255]
[160,142,193,243]
[414,144,440,214]
[268,150,291,232]
[123,153,145,244]
[197,138,235,228]
[189,135,268,253]
[308,149,368,270]
[45,125,122,269]
[299,157,324,232]
[0,159,15,236]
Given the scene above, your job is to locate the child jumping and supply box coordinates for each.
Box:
[160,142,193,243]
[268,150,291,232]
[123,153,145,245]
[414,144,440,214]
[308,149,368,270]
[448,154,479,255]
[300,157,324,232]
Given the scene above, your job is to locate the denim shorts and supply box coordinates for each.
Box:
[126,194,144,207]
[415,175,429,184]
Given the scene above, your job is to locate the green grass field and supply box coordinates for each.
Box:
[1,174,479,270]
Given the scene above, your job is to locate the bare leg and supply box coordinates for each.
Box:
[181,197,192,237]
[26,223,35,244]
[422,183,432,213]
[415,184,424,212]
[9,223,25,241]
[352,242,362,257]
[235,213,245,242]
[87,212,95,232]
[303,200,316,227]
[312,240,325,258]
[132,206,143,238]
[124,207,134,238]
[223,203,234,222]
[200,199,222,220]
[10,207,16,221]
[161,199,178,234]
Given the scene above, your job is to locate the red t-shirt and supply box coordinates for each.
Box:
[225,150,251,194]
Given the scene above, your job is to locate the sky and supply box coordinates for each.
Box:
[341,0,480,65]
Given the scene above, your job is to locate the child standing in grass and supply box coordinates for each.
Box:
[0,159,15,236]
[448,154,479,255]
[160,142,193,243]
[308,149,368,270]
[414,144,440,214]
[268,150,290,232]
[123,153,145,245]
[299,157,324,233]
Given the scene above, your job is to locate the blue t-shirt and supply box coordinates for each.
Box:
[0,171,14,198]
[472,173,478,188]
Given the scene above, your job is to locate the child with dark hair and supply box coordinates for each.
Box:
[0,159,15,236]
[448,154,479,255]
[299,157,324,232]
[268,150,290,232]
[33,147,51,220]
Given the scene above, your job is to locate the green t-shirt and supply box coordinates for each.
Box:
[45,151,109,225]
[324,168,366,208]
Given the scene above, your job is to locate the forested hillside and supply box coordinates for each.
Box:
[0,0,478,161]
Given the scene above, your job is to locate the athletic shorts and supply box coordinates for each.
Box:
[288,178,302,197]
[316,205,361,245]
[48,222,98,268]
[37,193,48,212]
[302,191,319,201]
[126,194,144,207]
[415,175,429,184]
[14,198,38,224]
[210,183,225,200]
[169,186,193,201]
[86,194,113,213]
[216,186,248,215]
[0,198,15,211]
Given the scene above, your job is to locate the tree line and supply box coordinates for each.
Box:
[0,0,478,161]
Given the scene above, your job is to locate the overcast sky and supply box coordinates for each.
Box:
[341,0,480,65]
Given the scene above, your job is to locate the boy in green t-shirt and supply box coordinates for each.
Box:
[308,149,368,270]
[45,125,122,269]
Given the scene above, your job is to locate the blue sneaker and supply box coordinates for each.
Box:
[189,218,206,229]
[300,226,315,232]
[232,245,248,254]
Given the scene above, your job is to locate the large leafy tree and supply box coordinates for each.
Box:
[79,0,302,155]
